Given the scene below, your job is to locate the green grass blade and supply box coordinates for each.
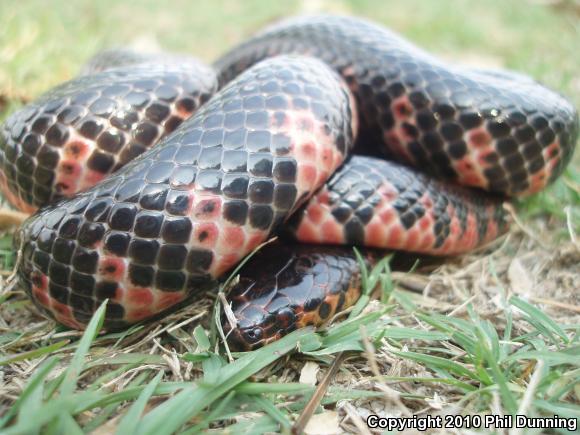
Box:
[115,371,163,435]
[510,296,569,345]
[82,403,122,434]
[0,355,59,428]
[53,413,84,435]
[504,350,580,366]
[0,340,68,366]
[1,398,76,435]
[392,350,481,381]
[253,395,292,430]
[58,300,107,397]
[235,382,313,395]
[382,327,450,341]
[139,328,314,435]
[534,399,580,418]
[473,325,518,414]
[72,384,188,414]
[180,390,237,435]
[193,325,211,351]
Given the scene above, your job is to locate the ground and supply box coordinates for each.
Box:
[0,0,578,434]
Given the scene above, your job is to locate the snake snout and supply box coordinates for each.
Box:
[227,326,267,351]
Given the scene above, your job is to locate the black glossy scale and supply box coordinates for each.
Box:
[8,15,580,342]
[1,50,218,209]
[223,244,365,351]
[216,15,578,196]
[287,156,509,252]
[15,56,355,328]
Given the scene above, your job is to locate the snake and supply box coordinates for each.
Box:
[1,16,577,351]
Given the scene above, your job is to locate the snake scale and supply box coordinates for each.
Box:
[0,16,577,350]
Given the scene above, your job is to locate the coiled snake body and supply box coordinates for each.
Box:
[1,16,577,350]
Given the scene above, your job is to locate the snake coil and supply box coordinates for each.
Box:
[1,16,577,349]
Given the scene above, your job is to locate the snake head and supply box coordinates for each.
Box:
[224,323,271,352]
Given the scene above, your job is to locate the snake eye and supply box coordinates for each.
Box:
[245,328,263,342]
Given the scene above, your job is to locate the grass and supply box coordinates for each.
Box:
[0,0,579,433]
[1,261,578,433]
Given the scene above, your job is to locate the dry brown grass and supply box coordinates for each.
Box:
[0,212,578,432]
[0,0,578,432]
